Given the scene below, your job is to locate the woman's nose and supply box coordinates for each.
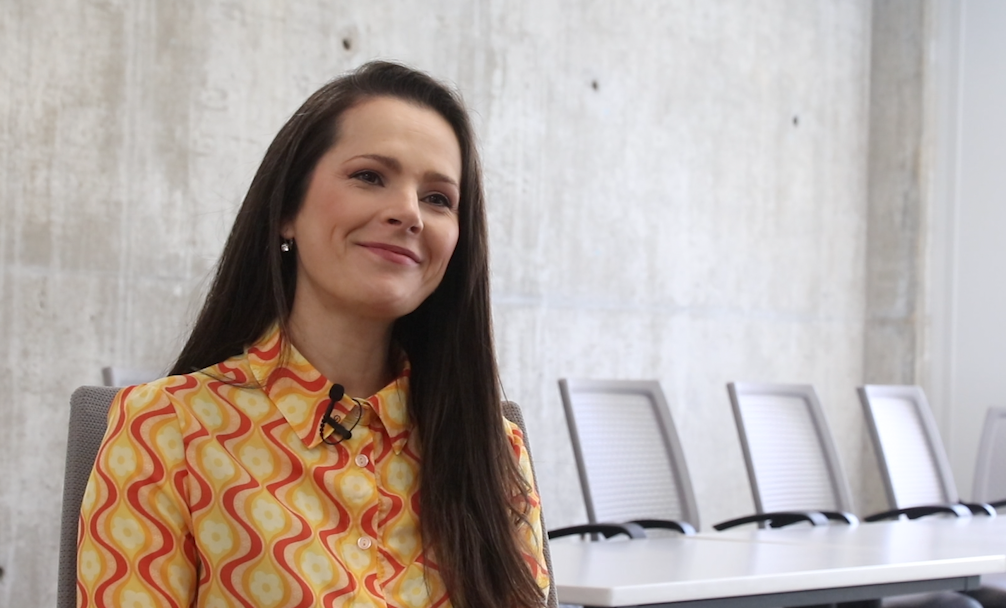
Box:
[383,189,423,233]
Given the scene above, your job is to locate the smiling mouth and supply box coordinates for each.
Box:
[359,242,421,265]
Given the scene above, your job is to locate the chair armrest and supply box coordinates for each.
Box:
[628,518,697,535]
[988,498,1006,510]
[819,511,860,526]
[863,504,973,522]
[960,502,997,517]
[548,522,647,540]
[713,511,829,531]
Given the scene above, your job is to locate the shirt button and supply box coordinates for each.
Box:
[357,536,373,550]
[355,454,369,467]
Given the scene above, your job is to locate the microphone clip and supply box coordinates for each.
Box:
[319,383,362,445]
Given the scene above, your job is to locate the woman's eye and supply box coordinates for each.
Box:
[352,170,382,185]
[424,193,453,208]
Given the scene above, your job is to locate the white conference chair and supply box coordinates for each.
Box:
[557,379,700,534]
[730,383,995,608]
[973,407,1006,508]
[558,378,833,534]
[724,382,858,527]
[858,385,993,520]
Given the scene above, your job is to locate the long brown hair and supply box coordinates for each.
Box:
[171,62,543,607]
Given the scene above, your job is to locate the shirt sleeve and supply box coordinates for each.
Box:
[503,417,552,601]
[77,382,195,608]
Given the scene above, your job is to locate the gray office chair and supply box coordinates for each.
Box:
[972,407,1006,508]
[858,385,993,521]
[723,382,858,528]
[557,379,700,534]
[57,388,560,608]
[57,386,120,608]
[501,401,559,608]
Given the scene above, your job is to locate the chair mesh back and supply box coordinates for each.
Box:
[870,396,949,505]
[560,380,697,528]
[973,407,1006,503]
[58,386,119,608]
[859,386,957,509]
[735,392,842,512]
[728,383,852,515]
[501,401,558,608]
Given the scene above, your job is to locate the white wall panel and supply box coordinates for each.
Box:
[937,0,1006,500]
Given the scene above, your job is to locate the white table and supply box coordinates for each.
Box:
[701,516,1006,555]
[551,519,1006,607]
[705,517,1006,589]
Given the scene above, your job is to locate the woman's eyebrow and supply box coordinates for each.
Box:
[351,153,459,188]
[425,171,459,188]
[353,153,402,172]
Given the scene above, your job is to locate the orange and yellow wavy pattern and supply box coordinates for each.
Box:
[77,326,548,607]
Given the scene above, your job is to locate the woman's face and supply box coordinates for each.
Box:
[282,96,462,323]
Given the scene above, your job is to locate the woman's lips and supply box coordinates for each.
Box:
[359,242,421,265]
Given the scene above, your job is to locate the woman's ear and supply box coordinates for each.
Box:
[280,222,295,239]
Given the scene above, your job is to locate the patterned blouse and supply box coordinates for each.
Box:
[77,325,549,607]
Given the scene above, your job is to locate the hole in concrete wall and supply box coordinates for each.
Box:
[343,38,353,51]
[591,80,599,91]
[792,115,799,126]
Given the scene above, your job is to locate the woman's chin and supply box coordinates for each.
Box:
[348,296,425,323]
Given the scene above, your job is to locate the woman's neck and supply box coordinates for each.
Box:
[284,304,395,399]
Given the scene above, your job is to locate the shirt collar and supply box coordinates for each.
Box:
[246,324,413,453]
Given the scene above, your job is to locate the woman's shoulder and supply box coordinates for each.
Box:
[500,413,523,439]
[500,413,533,460]
[111,374,193,416]
[113,359,249,413]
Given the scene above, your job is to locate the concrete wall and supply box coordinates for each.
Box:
[1,1,888,604]
[857,0,934,516]
[863,0,928,389]
[488,1,875,527]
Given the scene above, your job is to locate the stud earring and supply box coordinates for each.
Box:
[280,238,293,253]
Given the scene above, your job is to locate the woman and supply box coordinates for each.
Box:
[78,61,549,608]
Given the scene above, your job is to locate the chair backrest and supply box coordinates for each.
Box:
[58,392,558,608]
[558,378,700,530]
[973,407,1006,503]
[727,382,854,514]
[858,384,959,509]
[58,386,119,608]
[101,366,159,387]
[501,401,558,608]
